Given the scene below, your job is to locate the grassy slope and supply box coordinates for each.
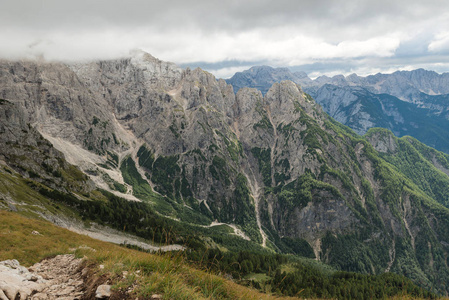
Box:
[0,165,83,221]
[0,165,281,298]
[0,209,292,300]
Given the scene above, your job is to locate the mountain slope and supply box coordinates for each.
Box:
[366,128,449,208]
[2,207,436,299]
[312,84,449,153]
[226,67,449,155]
[314,68,449,102]
[2,54,449,294]
[0,98,93,194]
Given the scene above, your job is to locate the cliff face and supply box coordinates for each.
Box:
[1,53,449,293]
[0,99,92,193]
[0,59,122,156]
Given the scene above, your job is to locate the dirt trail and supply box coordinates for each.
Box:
[29,254,85,299]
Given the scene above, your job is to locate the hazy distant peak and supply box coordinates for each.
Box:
[293,71,310,78]
[226,65,312,94]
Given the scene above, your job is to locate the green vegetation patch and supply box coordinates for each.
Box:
[278,171,343,211]
[253,100,273,131]
[280,237,315,258]
[137,145,181,198]
[269,266,435,299]
[251,147,271,186]
[120,156,174,215]
[367,130,449,208]
[209,155,231,186]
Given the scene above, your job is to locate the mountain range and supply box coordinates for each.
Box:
[227,67,449,154]
[2,52,449,296]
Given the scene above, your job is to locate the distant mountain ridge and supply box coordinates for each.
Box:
[309,68,449,101]
[226,65,311,95]
[226,66,449,153]
[227,66,449,99]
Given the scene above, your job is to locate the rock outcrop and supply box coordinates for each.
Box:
[0,259,47,300]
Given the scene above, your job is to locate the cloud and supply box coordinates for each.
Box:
[429,33,449,53]
[1,0,449,78]
[206,65,254,79]
[0,27,400,65]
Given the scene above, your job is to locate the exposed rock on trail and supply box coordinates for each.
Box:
[0,259,46,300]
[29,254,84,299]
[0,255,85,300]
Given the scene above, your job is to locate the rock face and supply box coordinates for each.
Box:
[0,99,93,193]
[0,58,132,156]
[2,53,449,293]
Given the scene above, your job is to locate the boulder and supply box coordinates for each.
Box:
[95,284,111,299]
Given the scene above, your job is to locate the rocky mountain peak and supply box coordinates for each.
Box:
[129,49,182,88]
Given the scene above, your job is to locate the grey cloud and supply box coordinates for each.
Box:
[3,0,447,32]
[1,0,449,77]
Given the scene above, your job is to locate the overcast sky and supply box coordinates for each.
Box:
[2,0,449,78]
